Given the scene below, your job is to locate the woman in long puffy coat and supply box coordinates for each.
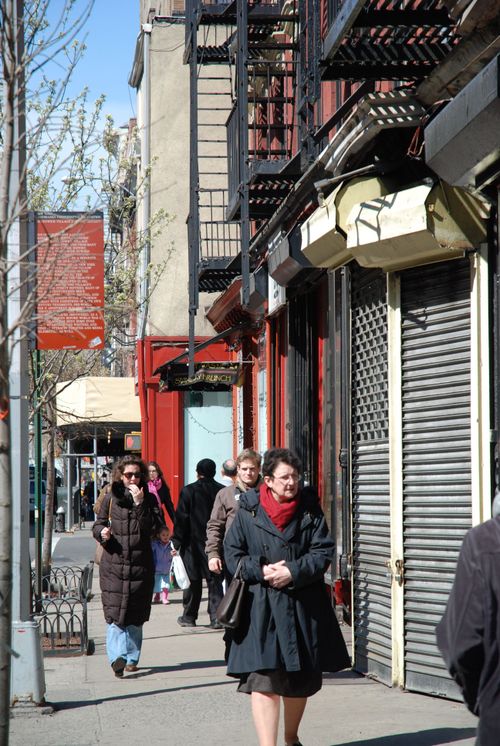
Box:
[93,455,163,677]
[224,447,351,746]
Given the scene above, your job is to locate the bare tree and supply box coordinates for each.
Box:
[1,1,170,615]
[0,2,26,740]
[0,1,169,738]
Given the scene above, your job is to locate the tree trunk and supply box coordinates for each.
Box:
[0,1,20,741]
[0,417,12,745]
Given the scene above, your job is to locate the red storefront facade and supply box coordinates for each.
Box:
[136,336,232,509]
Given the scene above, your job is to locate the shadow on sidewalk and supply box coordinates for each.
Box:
[329,727,476,746]
[323,671,365,682]
[128,659,226,677]
[51,679,235,711]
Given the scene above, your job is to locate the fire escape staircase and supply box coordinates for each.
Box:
[186,0,305,316]
[226,0,303,229]
[186,0,240,303]
[321,0,459,82]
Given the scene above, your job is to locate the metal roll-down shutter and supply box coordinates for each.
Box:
[401,258,472,697]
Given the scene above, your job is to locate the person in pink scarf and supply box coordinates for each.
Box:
[147,461,175,529]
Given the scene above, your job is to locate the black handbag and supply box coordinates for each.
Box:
[216,560,246,629]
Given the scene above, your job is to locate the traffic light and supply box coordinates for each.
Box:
[124,433,142,451]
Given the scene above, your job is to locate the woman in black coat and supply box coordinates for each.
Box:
[224,448,350,746]
[93,456,163,678]
[147,460,176,526]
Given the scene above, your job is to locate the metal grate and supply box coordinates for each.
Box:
[351,269,389,442]
[350,265,392,685]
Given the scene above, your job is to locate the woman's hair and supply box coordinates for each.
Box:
[112,455,148,485]
[147,460,163,479]
[261,448,302,478]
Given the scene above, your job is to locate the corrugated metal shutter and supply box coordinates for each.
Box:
[351,265,392,684]
[401,258,472,698]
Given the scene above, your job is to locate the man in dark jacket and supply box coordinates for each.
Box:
[436,511,500,746]
[172,458,225,628]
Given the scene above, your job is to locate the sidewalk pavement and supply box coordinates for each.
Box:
[11,531,478,746]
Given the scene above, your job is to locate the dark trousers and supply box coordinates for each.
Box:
[182,574,224,623]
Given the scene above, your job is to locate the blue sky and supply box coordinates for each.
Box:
[48,1,139,128]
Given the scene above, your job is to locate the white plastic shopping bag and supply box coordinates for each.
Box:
[170,543,190,590]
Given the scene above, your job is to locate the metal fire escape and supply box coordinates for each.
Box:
[185,1,314,365]
[185,1,239,369]
[322,0,459,81]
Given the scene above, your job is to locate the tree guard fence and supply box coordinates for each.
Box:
[31,563,95,656]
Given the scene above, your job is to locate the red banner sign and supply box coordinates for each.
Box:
[36,212,105,350]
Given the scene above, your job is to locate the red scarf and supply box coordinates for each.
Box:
[259,483,299,532]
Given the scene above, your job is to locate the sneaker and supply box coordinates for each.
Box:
[152,593,160,603]
[177,616,196,627]
[111,656,126,678]
[209,620,223,629]
[125,664,139,672]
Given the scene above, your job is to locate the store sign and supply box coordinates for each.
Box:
[160,363,243,391]
[36,212,105,350]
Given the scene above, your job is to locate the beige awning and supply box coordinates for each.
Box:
[56,377,141,426]
[346,181,489,272]
[300,176,395,269]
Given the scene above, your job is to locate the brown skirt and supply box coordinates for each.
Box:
[237,669,322,698]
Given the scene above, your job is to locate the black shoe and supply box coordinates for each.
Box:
[177,616,196,627]
[209,620,223,629]
[111,656,126,678]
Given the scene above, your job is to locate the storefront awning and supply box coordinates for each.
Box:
[152,323,249,377]
[346,181,488,272]
[56,377,140,426]
[300,176,395,269]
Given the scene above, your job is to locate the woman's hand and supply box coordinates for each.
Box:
[262,559,292,589]
[128,484,144,504]
[100,526,111,542]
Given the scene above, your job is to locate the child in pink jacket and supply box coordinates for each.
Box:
[152,526,173,604]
